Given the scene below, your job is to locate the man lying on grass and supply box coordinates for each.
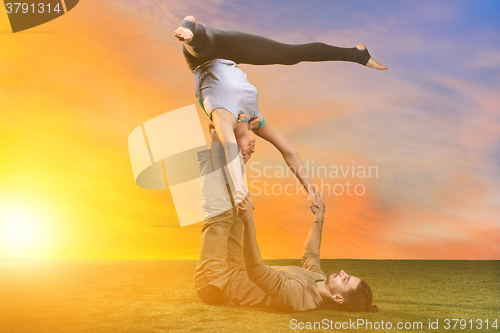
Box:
[194,188,378,312]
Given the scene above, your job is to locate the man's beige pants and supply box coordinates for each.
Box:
[194,148,268,306]
[194,206,245,304]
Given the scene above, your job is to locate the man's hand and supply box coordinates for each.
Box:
[237,191,254,222]
[303,191,326,254]
[236,115,262,130]
[308,191,325,219]
[248,117,262,130]
[237,114,246,123]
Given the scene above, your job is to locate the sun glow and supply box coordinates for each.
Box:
[1,207,46,250]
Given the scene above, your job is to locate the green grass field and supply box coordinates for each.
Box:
[0,259,498,332]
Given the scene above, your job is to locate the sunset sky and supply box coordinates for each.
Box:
[1,0,499,260]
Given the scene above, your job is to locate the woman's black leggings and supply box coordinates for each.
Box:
[181,20,371,72]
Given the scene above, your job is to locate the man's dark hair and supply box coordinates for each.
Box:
[328,280,379,312]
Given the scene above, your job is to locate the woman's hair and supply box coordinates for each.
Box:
[329,280,379,312]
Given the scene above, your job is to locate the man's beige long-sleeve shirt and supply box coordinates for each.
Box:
[226,252,327,311]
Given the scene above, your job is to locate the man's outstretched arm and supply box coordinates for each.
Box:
[303,191,326,255]
[238,192,264,269]
[238,192,306,311]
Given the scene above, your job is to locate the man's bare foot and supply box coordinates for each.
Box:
[357,44,387,71]
[174,15,196,42]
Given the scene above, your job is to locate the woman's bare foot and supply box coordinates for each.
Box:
[174,15,196,42]
[357,44,387,71]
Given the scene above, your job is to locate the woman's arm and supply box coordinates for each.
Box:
[212,109,247,205]
[253,121,318,206]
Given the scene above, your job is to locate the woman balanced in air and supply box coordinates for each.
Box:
[174,15,387,206]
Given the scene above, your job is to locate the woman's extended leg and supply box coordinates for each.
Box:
[175,16,387,71]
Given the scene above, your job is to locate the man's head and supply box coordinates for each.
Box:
[320,270,378,312]
[234,122,256,164]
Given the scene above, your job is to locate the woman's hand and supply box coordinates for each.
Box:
[234,185,249,206]
[308,191,325,218]
[308,184,321,208]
